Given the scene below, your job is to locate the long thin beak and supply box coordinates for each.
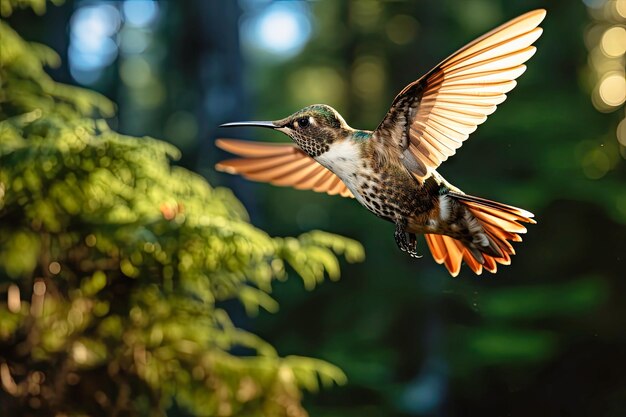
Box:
[219,121,277,129]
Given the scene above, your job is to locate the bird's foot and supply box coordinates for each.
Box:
[394,223,422,258]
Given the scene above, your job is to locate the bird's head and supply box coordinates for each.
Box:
[220,104,351,157]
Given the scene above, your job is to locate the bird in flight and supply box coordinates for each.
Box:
[216,10,544,277]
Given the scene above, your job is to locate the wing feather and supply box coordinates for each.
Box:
[443,65,528,86]
[440,11,546,69]
[216,139,296,157]
[215,139,355,198]
[374,9,546,179]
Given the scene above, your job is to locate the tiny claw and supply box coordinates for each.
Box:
[405,232,422,258]
[395,223,422,258]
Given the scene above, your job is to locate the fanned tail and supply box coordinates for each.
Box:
[425,192,536,276]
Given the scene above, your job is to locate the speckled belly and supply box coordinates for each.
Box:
[351,166,434,224]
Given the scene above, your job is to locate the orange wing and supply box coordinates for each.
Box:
[215,139,354,198]
[376,9,546,178]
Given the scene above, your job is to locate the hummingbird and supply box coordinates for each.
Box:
[215,10,544,277]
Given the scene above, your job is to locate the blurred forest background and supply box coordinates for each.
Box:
[1,0,626,416]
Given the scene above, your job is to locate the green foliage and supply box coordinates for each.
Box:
[0,0,63,17]
[0,22,114,119]
[0,10,364,417]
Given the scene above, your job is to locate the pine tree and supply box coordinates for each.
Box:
[0,2,364,416]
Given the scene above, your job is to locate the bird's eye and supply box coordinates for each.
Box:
[297,117,310,128]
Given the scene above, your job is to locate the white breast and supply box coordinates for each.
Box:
[315,140,362,196]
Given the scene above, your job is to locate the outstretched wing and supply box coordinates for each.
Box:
[375,9,546,179]
[215,139,354,198]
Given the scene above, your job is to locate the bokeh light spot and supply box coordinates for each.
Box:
[71,4,120,46]
[49,261,61,275]
[386,15,418,45]
[85,234,97,247]
[352,56,386,100]
[618,0,626,18]
[7,285,21,313]
[33,280,46,296]
[131,79,166,108]
[122,0,158,27]
[350,0,381,29]
[617,118,626,146]
[120,56,152,88]
[243,2,311,59]
[260,11,299,50]
[600,26,626,57]
[598,72,626,107]
[582,148,611,179]
[455,0,502,32]
[288,66,346,107]
[69,4,120,84]
[72,341,89,364]
[120,28,150,54]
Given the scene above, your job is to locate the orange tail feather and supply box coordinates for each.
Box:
[425,193,535,276]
